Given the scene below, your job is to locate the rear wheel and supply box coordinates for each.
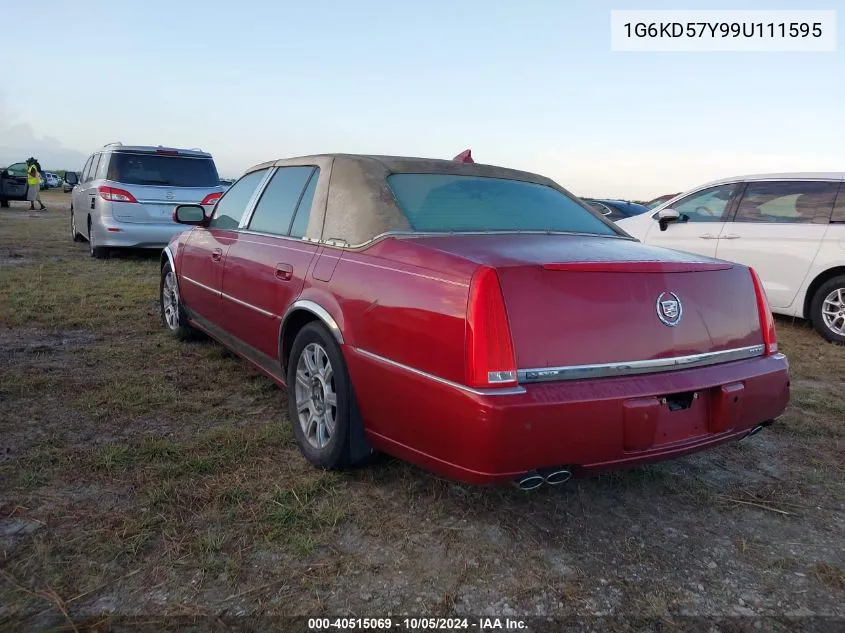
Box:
[0,199,9,208]
[70,207,83,242]
[88,218,109,259]
[287,323,358,470]
[810,276,845,344]
[159,261,197,340]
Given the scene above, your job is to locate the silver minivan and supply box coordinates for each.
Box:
[64,143,225,258]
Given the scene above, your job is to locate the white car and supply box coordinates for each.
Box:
[616,172,845,344]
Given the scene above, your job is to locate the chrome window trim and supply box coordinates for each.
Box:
[353,348,527,396]
[518,344,766,383]
[182,275,218,296]
[317,229,635,252]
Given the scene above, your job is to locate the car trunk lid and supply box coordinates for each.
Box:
[398,233,765,372]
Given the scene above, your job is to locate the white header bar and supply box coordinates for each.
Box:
[611,10,837,52]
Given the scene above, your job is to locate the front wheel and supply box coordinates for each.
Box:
[810,276,845,344]
[287,323,359,470]
[159,261,197,340]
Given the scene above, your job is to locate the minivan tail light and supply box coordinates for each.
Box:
[200,192,223,206]
[749,267,777,355]
[98,186,138,203]
[465,266,518,388]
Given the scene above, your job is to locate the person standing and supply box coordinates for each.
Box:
[26,158,46,210]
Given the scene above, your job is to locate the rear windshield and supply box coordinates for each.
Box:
[387,173,617,235]
[107,152,220,187]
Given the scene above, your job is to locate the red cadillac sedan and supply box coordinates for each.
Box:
[159,154,789,489]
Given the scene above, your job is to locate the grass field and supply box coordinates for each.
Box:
[1,191,843,631]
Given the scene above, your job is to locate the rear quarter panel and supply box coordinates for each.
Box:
[330,238,474,384]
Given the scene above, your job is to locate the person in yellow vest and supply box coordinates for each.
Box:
[26,158,46,210]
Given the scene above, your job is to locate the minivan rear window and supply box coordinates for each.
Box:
[387,173,617,235]
[107,153,220,187]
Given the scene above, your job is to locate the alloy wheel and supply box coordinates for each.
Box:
[161,271,180,330]
[821,288,845,336]
[294,342,338,449]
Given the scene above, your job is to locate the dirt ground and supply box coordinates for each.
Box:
[1,191,843,632]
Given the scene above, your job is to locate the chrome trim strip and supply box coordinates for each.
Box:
[182,275,219,296]
[354,348,526,396]
[317,229,634,251]
[233,233,316,254]
[282,300,345,344]
[221,292,277,318]
[342,258,469,288]
[518,344,766,383]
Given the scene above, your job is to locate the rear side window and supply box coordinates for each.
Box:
[247,166,316,236]
[830,183,845,223]
[209,169,269,230]
[387,174,616,235]
[85,154,101,183]
[95,153,110,180]
[290,170,319,238]
[107,153,219,187]
[734,181,838,224]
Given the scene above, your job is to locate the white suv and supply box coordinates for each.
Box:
[616,173,845,343]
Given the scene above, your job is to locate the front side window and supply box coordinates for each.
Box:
[6,163,28,177]
[664,184,739,223]
[733,180,838,224]
[387,174,617,235]
[208,169,269,230]
[107,153,219,187]
[247,166,316,236]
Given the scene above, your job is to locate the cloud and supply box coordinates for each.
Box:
[0,94,86,170]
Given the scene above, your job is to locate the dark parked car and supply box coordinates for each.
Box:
[0,162,30,207]
[584,198,650,221]
[646,193,681,209]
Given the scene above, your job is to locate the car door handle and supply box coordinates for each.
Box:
[275,263,293,281]
[89,196,96,210]
[722,233,741,239]
[211,248,223,262]
[699,233,717,239]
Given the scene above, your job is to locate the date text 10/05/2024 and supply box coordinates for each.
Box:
[307,617,528,630]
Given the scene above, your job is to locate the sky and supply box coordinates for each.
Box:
[1,0,843,199]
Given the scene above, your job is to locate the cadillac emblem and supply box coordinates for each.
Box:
[656,291,682,327]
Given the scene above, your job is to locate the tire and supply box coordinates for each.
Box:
[0,199,9,208]
[88,218,109,259]
[71,207,83,242]
[287,322,359,470]
[159,261,197,340]
[810,276,845,344]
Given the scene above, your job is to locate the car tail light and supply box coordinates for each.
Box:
[749,267,777,355]
[200,192,223,206]
[98,186,138,203]
[155,149,179,155]
[465,266,517,388]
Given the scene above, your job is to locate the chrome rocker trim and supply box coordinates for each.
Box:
[518,344,767,384]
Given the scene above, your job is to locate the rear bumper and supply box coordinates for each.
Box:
[91,216,191,249]
[344,348,790,485]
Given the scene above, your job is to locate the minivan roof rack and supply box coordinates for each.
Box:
[103,142,123,148]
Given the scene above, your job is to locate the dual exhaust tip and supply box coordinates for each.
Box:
[514,467,572,491]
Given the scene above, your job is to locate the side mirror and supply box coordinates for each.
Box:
[173,204,208,225]
[63,171,78,186]
[657,208,681,231]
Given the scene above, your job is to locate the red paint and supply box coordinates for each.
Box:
[168,225,790,486]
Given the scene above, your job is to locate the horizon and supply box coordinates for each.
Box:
[1,0,843,199]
